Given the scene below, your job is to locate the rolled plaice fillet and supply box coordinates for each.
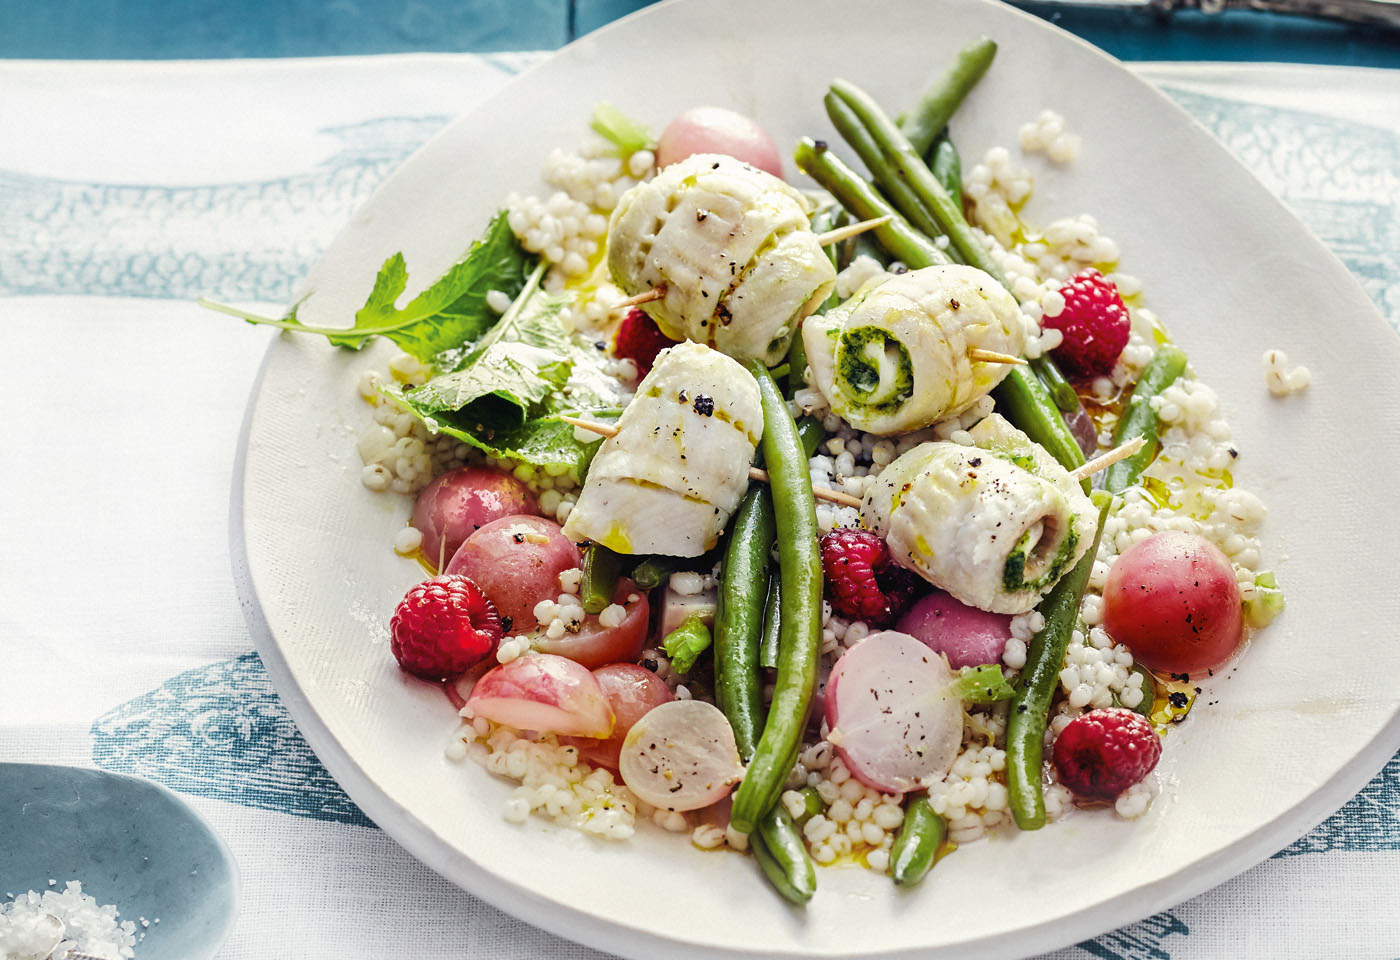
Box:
[563,341,761,557]
[860,415,1096,614]
[607,153,836,366]
[804,264,1026,435]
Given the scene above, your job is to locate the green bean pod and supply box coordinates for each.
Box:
[759,573,782,670]
[661,616,712,676]
[825,91,957,258]
[1030,354,1081,414]
[1006,492,1112,830]
[729,362,823,834]
[898,36,999,155]
[929,135,963,210]
[889,796,946,886]
[714,485,777,761]
[828,79,1009,288]
[629,555,682,590]
[786,327,810,398]
[793,138,951,269]
[580,543,623,614]
[751,806,818,905]
[992,368,1088,485]
[1104,344,1189,494]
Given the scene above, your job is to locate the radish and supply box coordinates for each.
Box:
[896,591,1013,669]
[533,579,650,669]
[412,466,538,568]
[619,700,743,811]
[655,106,784,178]
[1102,530,1243,675]
[446,515,581,628]
[825,631,962,793]
[563,664,674,772]
[467,653,614,738]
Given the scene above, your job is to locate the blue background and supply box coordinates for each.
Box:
[2,0,1399,66]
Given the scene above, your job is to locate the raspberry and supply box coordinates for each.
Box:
[1052,707,1161,802]
[613,308,679,376]
[1043,268,1131,379]
[390,575,503,680]
[820,529,920,627]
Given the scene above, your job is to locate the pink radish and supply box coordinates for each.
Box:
[467,653,614,738]
[533,579,650,669]
[563,664,674,772]
[896,591,1013,669]
[655,107,784,178]
[619,700,743,811]
[412,466,538,568]
[446,515,581,629]
[825,631,962,793]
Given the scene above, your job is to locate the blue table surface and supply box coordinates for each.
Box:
[3,0,1399,65]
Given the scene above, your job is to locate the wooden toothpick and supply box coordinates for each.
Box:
[614,287,666,310]
[968,348,1027,366]
[1069,436,1146,483]
[814,215,892,247]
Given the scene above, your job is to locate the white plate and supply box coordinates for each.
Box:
[233,0,1400,956]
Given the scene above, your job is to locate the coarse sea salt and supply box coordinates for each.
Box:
[1,881,140,959]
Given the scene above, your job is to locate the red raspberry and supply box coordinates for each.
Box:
[613,308,679,376]
[1043,268,1131,380]
[389,575,503,680]
[820,529,920,627]
[1052,707,1162,802]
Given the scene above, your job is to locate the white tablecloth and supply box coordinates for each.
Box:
[1,53,1397,960]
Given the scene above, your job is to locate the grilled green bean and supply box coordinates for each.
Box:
[828,79,1008,287]
[752,806,817,905]
[758,572,782,670]
[825,91,956,257]
[1104,344,1189,494]
[890,796,946,885]
[930,135,963,209]
[730,363,823,834]
[1007,493,1111,830]
[1031,354,1081,414]
[581,543,623,614]
[793,138,951,269]
[899,36,999,155]
[714,485,777,761]
[629,555,682,590]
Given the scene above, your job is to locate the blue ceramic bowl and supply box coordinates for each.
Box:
[0,763,238,960]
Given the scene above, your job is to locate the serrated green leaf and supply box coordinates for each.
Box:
[200,212,530,365]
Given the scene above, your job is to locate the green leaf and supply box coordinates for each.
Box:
[389,267,631,476]
[399,271,572,430]
[948,664,1016,704]
[199,211,530,366]
[590,101,654,157]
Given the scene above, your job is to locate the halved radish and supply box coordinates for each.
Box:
[467,653,614,738]
[896,591,1013,669]
[619,700,743,811]
[825,630,962,793]
[562,663,674,772]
